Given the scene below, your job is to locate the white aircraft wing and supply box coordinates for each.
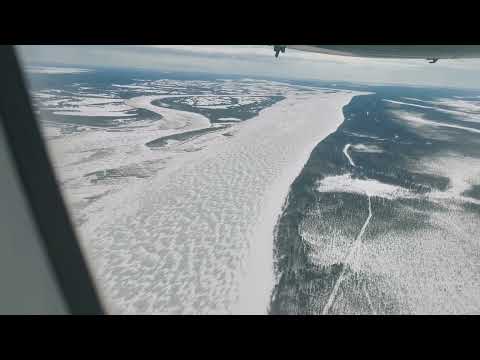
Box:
[277,45,480,60]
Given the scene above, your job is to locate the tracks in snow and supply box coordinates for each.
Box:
[321,142,376,314]
[343,143,355,166]
[322,194,372,314]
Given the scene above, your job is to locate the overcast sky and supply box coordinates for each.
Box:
[17,45,480,89]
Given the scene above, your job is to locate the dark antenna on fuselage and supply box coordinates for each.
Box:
[273,45,286,58]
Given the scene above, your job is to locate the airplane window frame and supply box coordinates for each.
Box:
[0,45,104,315]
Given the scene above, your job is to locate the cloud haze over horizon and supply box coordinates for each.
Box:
[17,45,480,89]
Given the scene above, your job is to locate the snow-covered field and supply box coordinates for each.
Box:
[391,110,480,135]
[43,85,359,314]
[316,174,413,200]
[385,98,480,124]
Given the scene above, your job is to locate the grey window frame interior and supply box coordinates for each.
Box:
[0,45,104,315]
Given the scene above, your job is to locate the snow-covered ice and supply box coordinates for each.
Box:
[125,95,211,130]
[67,89,361,314]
